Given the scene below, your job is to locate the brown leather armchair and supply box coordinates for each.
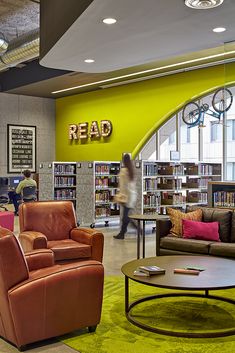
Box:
[0,227,104,350]
[18,201,104,263]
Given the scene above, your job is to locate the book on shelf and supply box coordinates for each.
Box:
[138,265,166,275]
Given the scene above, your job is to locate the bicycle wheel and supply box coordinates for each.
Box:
[182,101,201,126]
[212,88,233,113]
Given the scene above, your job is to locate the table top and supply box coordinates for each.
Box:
[121,256,235,291]
[129,214,169,221]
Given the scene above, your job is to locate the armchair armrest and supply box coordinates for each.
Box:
[156,219,172,256]
[19,231,47,253]
[70,227,104,262]
[25,249,54,271]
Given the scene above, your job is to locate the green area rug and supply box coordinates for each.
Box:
[61,276,235,353]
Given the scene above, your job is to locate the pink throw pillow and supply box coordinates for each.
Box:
[182,219,220,242]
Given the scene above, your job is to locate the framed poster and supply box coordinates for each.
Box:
[7,124,36,173]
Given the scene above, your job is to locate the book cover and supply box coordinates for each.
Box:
[138,265,166,275]
[134,270,150,277]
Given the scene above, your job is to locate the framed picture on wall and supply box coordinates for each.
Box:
[7,124,36,173]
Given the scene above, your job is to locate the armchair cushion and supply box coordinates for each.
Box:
[47,239,91,261]
[71,228,104,262]
[19,231,47,252]
[25,249,54,271]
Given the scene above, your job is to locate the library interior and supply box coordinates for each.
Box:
[1,0,235,352]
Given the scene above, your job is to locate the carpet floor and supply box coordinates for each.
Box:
[62,276,235,353]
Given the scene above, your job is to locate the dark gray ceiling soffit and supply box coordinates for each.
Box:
[0,59,70,92]
[40,0,94,60]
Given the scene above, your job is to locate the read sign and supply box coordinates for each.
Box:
[69,120,112,140]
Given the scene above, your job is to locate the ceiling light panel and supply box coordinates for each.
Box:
[213,27,226,33]
[102,18,117,24]
[84,59,95,63]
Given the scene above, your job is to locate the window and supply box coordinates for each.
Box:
[227,120,235,141]
[186,127,191,143]
[168,131,176,145]
[211,122,222,142]
[227,162,235,180]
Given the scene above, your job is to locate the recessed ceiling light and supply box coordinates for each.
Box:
[102,18,117,25]
[213,27,226,33]
[84,59,95,63]
[185,0,224,10]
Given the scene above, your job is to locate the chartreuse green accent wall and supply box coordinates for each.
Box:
[56,62,235,161]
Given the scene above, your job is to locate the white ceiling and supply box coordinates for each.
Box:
[40,0,235,74]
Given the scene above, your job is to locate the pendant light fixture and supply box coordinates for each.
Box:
[185,0,224,10]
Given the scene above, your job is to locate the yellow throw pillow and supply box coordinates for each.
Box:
[167,208,203,237]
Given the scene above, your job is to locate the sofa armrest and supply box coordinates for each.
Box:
[70,227,104,262]
[19,231,47,253]
[156,219,172,256]
[25,249,54,271]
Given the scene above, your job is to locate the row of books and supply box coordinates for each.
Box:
[95,205,120,217]
[143,163,221,177]
[144,178,182,190]
[161,192,185,205]
[198,164,220,175]
[144,164,158,176]
[54,189,76,199]
[95,176,118,187]
[95,164,120,175]
[54,176,76,187]
[95,190,110,202]
[187,191,207,203]
[143,194,160,207]
[54,164,76,174]
[213,191,235,207]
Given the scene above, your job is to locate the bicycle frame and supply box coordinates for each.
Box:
[188,106,222,128]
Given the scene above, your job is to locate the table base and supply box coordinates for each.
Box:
[126,290,235,338]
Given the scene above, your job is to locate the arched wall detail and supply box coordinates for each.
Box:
[132,81,235,158]
[56,63,235,162]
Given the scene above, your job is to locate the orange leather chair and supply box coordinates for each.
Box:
[0,227,104,350]
[18,201,103,263]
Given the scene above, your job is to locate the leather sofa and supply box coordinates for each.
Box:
[156,207,235,258]
[18,201,103,263]
[0,227,104,350]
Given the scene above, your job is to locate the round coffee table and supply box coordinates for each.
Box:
[121,255,235,338]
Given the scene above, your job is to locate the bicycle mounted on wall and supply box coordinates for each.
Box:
[182,88,233,128]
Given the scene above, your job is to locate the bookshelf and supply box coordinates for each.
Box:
[53,162,77,209]
[142,161,222,214]
[94,161,120,227]
[208,181,235,208]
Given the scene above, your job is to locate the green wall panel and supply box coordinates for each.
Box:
[56,62,235,161]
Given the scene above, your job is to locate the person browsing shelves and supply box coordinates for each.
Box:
[113,154,137,239]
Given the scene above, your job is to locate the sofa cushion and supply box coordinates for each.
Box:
[202,208,232,243]
[167,208,202,237]
[47,239,91,261]
[209,242,235,258]
[182,219,220,242]
[160,235,212,254]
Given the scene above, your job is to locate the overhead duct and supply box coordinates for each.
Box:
[0,29,39,72]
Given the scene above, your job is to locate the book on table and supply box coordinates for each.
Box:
[138,265,166,275]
